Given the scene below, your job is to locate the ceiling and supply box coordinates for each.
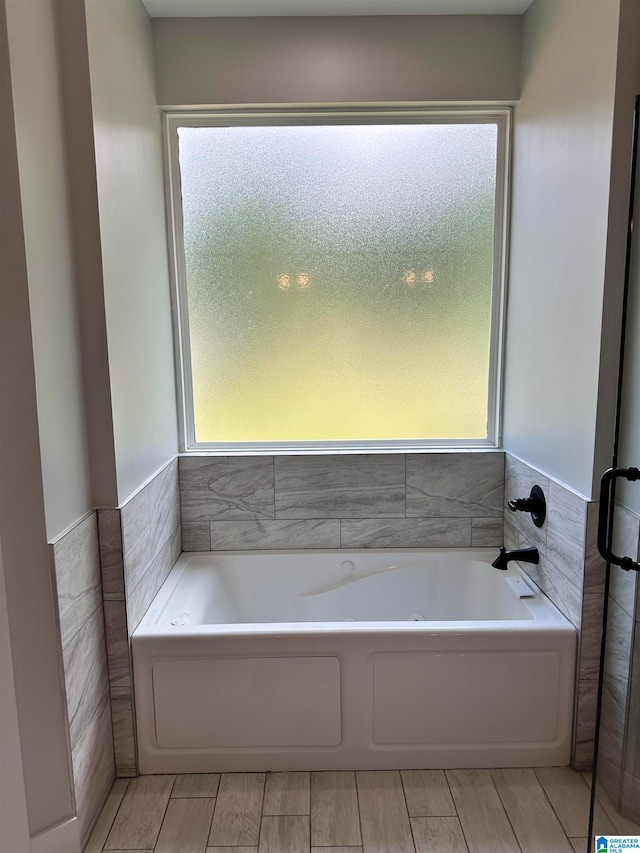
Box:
[142,0,534,17]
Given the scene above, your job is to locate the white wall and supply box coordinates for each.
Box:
[85,0,179,503]
[152,15,522,106]
[0,0,75,834]
[503,0,620,498]
[0,542,31,853]
[6,0,93,540]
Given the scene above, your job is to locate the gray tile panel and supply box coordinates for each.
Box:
[504,455,549,551]
[546,481,588,589]
[170,524,182,565]
[182,521,211,551]
[110,696,137,778]
[148,459,181,559]
[127,539,173,633]
[471,517,503,547]
[209,519,340,550]
[573,679,598,771]
[98,509,125,600]
[62,604,110,750]
[53,513,102,647]
[121,488,152,593]
[517,540,583,627]
[103,600,131,700]
[583,502,606,594]
[180,456,275,521]
[406,452,504,518]
[72,695,115,845]
[340,518,470,549]
[275,454,405,519]
[577,593,604,681]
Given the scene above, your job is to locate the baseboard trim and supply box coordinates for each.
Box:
[31,816,80,853]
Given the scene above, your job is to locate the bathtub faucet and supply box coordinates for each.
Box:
[491,546,540,571]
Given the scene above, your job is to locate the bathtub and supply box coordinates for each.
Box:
[132,549,577,774]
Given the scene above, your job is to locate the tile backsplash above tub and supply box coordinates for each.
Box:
[179,452,505,551]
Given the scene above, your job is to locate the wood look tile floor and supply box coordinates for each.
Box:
[85,768,640,853]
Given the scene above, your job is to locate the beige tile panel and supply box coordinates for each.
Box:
[104,775,175,850]
[258,815,310,853]
[310,771,361,847]
[172,774,220,799]
[401,770,456,817]
[491,768,573,852]
[411,817,468,853]
[263,772,310,815]
[534,767,616,837]
[84,779,129,853]
[356,770,414,853]
[155,797,216,853]
[208,773,265,847]
[446,769,520,853]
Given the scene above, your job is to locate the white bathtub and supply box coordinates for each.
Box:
[132,549,577,774]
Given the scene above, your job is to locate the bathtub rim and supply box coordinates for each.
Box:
[133,547,576,638]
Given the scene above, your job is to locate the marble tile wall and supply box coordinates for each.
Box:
[502,454,597,770]
[597,505,640,822]
[97,458,181,777]
[179,452,505,551]
[51,512,114,846]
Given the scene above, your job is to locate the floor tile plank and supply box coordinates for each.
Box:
[258,815,310,853]
[311,848,363,852]
[356,770,414,853]
[586,776,640,836]
[208,773,265,847]
[264,772,311,815]
[84,779,129,853]
[206,848,257,853]
[446,769,520,853]
[155,798,215,853]
[104,775,175,850]
[412,817,468,853]
[310,771,361,847]
[569,840,587,853]
[172,774,220,799]
[401,770,456,817]
[492,768,573,852]
[535,767,616,837]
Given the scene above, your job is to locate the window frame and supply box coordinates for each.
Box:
[164,106,511,453]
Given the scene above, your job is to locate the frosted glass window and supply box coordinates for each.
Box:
[174,120,502,445]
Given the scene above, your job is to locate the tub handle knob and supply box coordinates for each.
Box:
[507,484,546,528]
